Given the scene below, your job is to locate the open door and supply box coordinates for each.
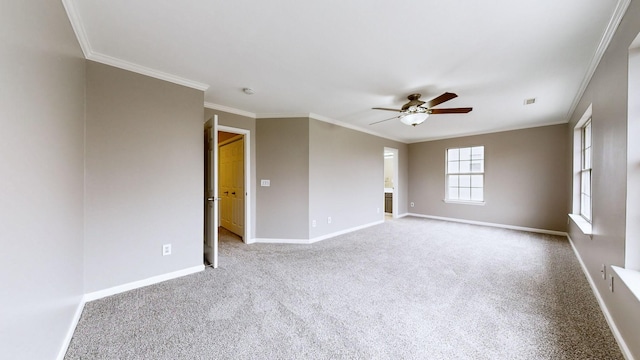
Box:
[204,115,219,268]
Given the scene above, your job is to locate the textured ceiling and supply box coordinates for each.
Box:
[64,0,625,143]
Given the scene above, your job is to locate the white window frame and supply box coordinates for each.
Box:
[444,146,485,205]
[569,105,592,235]
[580,119,592,222]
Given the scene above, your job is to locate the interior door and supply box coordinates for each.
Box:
[219,136,244,237]
[204,116,219,268]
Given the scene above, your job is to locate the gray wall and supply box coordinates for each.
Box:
[85,61,204,292]
[567,0,640,357]
[309,119,408,238]
[256,118,310,239]
[204,109,257,239]
[408,124,568,232]
[0,1,86,358]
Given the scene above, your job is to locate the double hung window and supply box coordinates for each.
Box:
[446,146,484,203]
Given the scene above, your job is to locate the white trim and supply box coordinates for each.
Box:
[61,0,91,58]
[309,220,384,243]
[256,113,405,143]
[308,113,405,143]
[407,120,569,143]
[567,0,632,119]
[569,213,593,236]
[61,1,210,91]
[257,113,311,119]
[217,125,252,244]
[252,238,314,245]
[252,220,384,245]
[56,297,86,360]
[384,147,400,219]
[88,52,209,91]
[83,265,204,302]
[566,236,634,360]
[443,199,486,206]
[205,102,257,118]
[408,213,567,236]
[611,266,640,303]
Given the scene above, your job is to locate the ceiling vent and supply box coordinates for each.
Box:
[524,98,536,105]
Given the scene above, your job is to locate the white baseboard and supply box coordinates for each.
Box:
[84,264,205,302]
[566,235,634,360]
[309,220,384,243]
[407,213,568,236]
[56,296,86,360]
[252,220,385,245]
[251,237,313,244]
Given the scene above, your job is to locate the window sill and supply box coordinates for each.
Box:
[443,199,485,206]
[611,266,640,303]
[569,213,592,236]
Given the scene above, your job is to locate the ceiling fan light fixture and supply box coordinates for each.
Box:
[400,112,429,126]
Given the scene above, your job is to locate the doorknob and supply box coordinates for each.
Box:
[232,192,236,195]
[224,191,229,195]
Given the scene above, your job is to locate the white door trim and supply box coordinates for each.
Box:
[384,147,399,219]
[218,125,251,244]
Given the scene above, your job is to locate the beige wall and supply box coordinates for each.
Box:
[256,118,310,239]
[408,124,568,232]
[0,1,86,358]
[567,0,640,357]
[309,119,408,239]
[85,61,204,292]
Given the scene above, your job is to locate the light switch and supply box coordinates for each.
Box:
[261,179,270,187]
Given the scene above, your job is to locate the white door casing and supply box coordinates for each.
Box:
[219,136,244,237]
[204,116,219,268]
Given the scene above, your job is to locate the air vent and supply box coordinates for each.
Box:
[524,98,536,105]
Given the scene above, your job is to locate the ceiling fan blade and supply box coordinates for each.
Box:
[429,107,473,114]
[369,115,402,125]
[372,107,402,112]
[424,92,458,108]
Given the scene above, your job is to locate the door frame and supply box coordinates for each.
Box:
[204,116,219,268]
[384,147,399,219]
[218,125,251,243]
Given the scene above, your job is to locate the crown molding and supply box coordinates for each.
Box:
[256,112,405,143]
[408,120,569,144]
[61,0,208,92]
[567,0,631,119]
[88,52,209,91]
[61,0,91,58]
[256,113,310,119]
[308,113,406,143]
[204,102,256,118]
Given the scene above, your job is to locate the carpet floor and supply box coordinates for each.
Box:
[65,217,623,359]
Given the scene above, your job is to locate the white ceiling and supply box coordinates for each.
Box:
[64,0,625,143]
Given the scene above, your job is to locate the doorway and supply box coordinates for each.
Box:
[218,125,251,244]
[383,147,399,219]
[218,132,244,239]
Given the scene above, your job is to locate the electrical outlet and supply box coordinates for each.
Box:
[601,264,606,280]
[327,217,332,224]
[162,244,172,256]
[410,202,415,207]
[312,220,316,227]
[609,274,614,292]
[260,179,270,187]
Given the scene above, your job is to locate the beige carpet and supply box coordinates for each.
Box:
[65,217,623,359]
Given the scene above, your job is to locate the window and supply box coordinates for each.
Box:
[446,146,484,203]
[580,119,592,222]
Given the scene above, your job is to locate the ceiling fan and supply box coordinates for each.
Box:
[371,92,472,126]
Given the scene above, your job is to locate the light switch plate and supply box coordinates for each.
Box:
[260,179,270,187]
